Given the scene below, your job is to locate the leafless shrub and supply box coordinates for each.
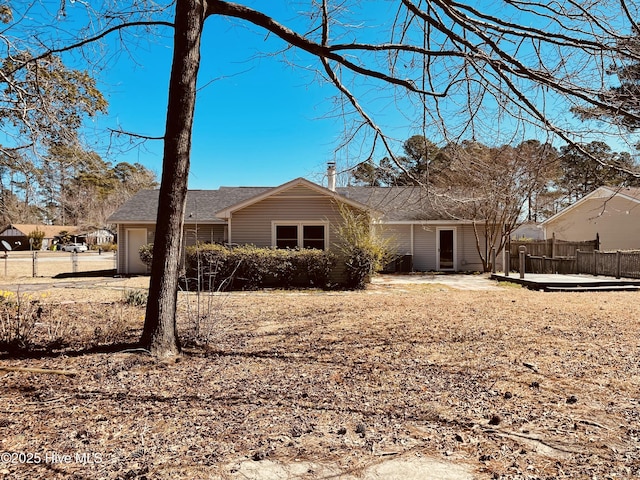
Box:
[122,289,148,307]
[93,303,141,346]
[39,311,73,348]
[0,290,43,351]
[179,269,239,347]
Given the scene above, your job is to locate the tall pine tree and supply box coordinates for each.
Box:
[573,30,640,131]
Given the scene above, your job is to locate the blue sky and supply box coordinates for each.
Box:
[54,1,638,190]
[88,3,404,190]
[97,43,338,189]
[7,0,429,192]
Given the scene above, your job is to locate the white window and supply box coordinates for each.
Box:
[273,222,328,250]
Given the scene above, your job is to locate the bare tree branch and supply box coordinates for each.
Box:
[4,20,174,77]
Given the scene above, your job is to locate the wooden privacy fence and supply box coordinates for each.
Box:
[576,250,640,278]
[509,235,599,267]
[524,250,640,278]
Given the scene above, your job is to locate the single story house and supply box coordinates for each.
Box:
[0,224,79,251]
[511,221,544,241]
[81,228,115,246]
[108,168,503,276]
[542,186,640,251]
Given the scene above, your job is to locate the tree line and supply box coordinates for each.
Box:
[0,145,157,227]
[351,136,640,223]
[350,136,640,272]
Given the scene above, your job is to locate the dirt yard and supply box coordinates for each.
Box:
[0,274,639,479]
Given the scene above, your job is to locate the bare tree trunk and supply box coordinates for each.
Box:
[140,0,206,357]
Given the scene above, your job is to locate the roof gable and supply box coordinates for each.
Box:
[542,186,640,225]
[0,224,79,238]
[214,177,372,219]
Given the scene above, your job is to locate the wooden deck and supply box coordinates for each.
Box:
[490,273,640,292]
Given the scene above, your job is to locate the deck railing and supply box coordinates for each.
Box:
[526,255,576,274]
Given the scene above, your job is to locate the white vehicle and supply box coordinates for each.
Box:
[60,243,88,253]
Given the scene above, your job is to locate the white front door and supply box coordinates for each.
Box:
[126,228,148,274]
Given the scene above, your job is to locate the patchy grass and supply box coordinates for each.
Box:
[496,281,523,289]
[0,278,639,479]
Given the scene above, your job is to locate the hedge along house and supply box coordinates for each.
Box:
[108,166,503,277]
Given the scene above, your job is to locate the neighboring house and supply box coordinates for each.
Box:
[107,169,503,277]
[542,186,640,251]
[511,222,544,241]
[0,224,79,251]
[80,228,115,246]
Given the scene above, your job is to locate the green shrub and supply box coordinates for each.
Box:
[333,203,396,290]
[292,248,335,287]
[184,244,335,291]
[139,243,153,267]
[28,228,45,251]
[123,289,148,306]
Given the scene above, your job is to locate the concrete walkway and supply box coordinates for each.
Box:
[372,273,502,291]
[228,455,475,479]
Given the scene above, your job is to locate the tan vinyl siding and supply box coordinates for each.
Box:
[183,223,226,247]
[229,188,360,284]
[117,224,154,274]
[413,225,437,271]
[273,184,327,197]
[459,224,483,271]
[545,195,640,251]
[230,194,344,248]
[408,223,497,272]
[458,224,503,271]
[117,223,226,274]
[381,224,410,253]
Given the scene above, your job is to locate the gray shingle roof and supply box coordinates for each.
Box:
[108,184,467,224]
[336,186,463,221]
[107,190,159,223]
[108,188,270,223]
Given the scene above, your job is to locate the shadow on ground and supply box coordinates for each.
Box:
[53,269,117,279]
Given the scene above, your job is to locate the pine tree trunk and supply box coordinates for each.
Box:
[140,0,206,357]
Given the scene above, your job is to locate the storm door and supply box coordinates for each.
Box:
[437,228,456,271]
